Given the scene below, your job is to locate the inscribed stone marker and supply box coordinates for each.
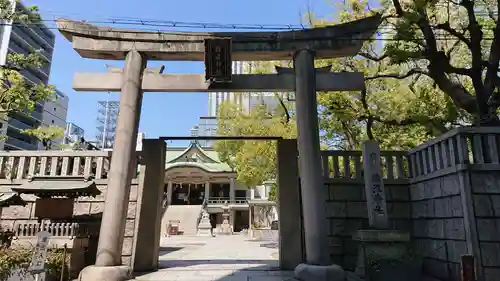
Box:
[362,140,389,229]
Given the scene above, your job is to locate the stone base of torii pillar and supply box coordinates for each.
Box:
[78,265,132,281]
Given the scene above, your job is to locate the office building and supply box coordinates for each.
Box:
[0,1,57,150]
[39,89,69,148]
[95,100,119,149]
[201,61,287,147]
[64,122,85,145]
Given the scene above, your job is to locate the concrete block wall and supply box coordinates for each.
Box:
[409,174,464,281]
[325,181,411,270]
[470,171,500,280]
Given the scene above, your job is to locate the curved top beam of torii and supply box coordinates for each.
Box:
[56,14,382,61]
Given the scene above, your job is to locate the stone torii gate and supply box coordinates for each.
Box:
[57,15,381,281]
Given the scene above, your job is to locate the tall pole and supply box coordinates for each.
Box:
[101,95,109,150]
[95,50,145,266]
[293,49,329,265]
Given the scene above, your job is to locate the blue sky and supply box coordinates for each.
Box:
[24,0,333,146]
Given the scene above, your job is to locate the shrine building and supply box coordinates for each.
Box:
[160,137,275,236]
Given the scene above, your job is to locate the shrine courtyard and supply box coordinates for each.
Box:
[133,234,291,281]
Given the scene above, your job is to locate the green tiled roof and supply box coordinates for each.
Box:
[165,141,232,173]
[165,162,233,172]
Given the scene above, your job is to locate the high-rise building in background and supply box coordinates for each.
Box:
[0,1,62,150]
[198,61,288,147]
[64,122,85,145]
[40,89,69,148]
[95,100,119,149]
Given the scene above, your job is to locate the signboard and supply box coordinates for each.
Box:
[204,38,232,82]
[28,231,51,274]
[35,198,74,220]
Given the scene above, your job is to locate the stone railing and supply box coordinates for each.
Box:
[13,222,100,238]
[0,150,141,183]
[407,127,500,180]
[321,150,409,183]
[207,197,249,204]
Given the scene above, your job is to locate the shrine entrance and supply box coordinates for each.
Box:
[57,15,381,281]
[170,183,204,205]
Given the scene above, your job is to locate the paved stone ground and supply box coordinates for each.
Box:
[133,234,296,281]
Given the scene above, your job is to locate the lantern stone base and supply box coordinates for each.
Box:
[78,265,132,281]
[293,263,346,281]
[353,229,421,281]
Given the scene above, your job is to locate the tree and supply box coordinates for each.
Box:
[332,0,500,125]
[21,126,65,150]
[308,0,471,150]
[214,99,297,188]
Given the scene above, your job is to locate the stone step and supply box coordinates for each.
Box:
[161,205,202,235]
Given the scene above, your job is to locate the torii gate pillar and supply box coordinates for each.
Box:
[294,49,329,264]
[79,50,146,281]
[292,50,346,281]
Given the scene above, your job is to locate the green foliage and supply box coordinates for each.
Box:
[0,0,55,123]
[215,99,296,187]
[313,0,472,150]
[0,246,71,281]
[357,0,499,123]
[22,126,65,150]
[268,183,277,202]
[0,0,40,23]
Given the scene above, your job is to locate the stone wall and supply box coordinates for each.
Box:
[0,151,141,267]
[322,150,411,270]
[404,127,500,281]
[325,181,411,270]
[471,171,500,280]
[0,182,139,267]
[409,173,464,281]
[321,127,500,281]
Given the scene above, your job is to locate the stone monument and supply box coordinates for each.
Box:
[196,210,213,237]
[219,203,232,235]
[353,140,416,281]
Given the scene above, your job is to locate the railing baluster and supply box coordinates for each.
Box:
[72,157,80,176]
[61,157,69,176]
[395,155,404,179]
[16,156,26,180]
[354,155,362,179]
[50,157,58,176]
[488,135,499,164]
[386,155,394,180]
[6,157,14,180]
[28,156,36,176]
[322,153,329,179]
[83,156,92,178]
[39,157,47,176]
[332,155,340,178]
[96,157,104,179]
[343,154,350,178]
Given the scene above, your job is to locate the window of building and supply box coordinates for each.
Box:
[51,120,54,124]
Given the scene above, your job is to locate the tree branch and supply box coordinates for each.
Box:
[484,0,500,100]
[435,22,471,47]
[358,52,388,62]
[366,68,429,80]
[460,0,488,114]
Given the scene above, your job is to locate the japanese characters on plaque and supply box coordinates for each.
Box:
[204,38,232,82]
[28,231,51,273]
[369,152,385,215]
[362,140,389,229]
